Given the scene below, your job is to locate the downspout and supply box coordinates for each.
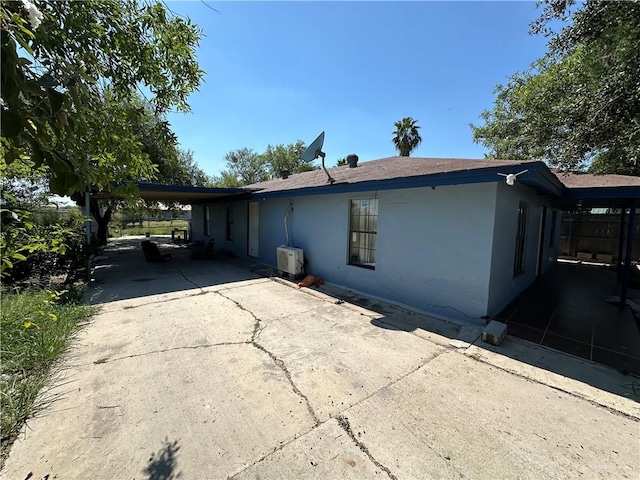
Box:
[284,203,293,247]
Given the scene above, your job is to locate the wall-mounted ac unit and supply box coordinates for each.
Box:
[277,246,304,275]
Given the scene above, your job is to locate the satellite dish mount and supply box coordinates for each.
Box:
[301,131,335,184]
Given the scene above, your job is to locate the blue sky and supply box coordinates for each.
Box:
[166,1,552,177]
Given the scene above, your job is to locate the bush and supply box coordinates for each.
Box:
[1,205,92,287]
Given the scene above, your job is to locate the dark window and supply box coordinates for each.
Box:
[349,199,378,269]
[204,206,211,237]
[513,201,528,277]
[549,210,557,247]
[226,206,234,241]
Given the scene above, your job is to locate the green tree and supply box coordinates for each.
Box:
[69,94,212,243]
[392,117,422,157]
[471,0,640,175]
[218,148,268,186]
[261,141,317,178]
[336,157,347,166]
[1,0,203,194]
[210,171,242,188]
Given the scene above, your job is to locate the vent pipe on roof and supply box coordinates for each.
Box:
[280,169,290,179]
[347,154,359,168]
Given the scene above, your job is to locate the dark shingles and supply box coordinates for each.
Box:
[246,157,537,193]
[246,156,640,194]
[553,171,640,188]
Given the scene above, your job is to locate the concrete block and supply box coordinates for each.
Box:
[596,253,613,264]
[576,252,593,261]
[482,321,507,346]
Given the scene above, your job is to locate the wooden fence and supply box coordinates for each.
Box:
[559,212,640,261]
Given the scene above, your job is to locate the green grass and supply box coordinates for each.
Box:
[0,289,96,465]
[114,220,190,237]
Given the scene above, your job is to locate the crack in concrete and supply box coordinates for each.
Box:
[171,265,204,291]
[89,341,248,365]
[215,290,263,343]
[328,349,452,420]
[213,290,319,424]
[336,415,398,480]
[227,350,452,479]
[252,341,320,426]
[110,290,211,311]
[467,351,640,421]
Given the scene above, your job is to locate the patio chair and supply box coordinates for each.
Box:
[190,238,215,260]
[141,240,172,262]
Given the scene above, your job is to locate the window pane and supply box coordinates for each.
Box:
[349,199,377,269]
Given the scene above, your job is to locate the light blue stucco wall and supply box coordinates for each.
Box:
[486,182,560,316]
[194,183,500,322]
[192,202,248,254]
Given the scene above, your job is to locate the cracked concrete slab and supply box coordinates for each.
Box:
[257,302,445,422]
[231,418,386,479]
[340,351,639,479]
[219,279,331,323]
[2,345,316,480]
[77,290,257,362]
[3,237,640,479]
[464,339,640,418]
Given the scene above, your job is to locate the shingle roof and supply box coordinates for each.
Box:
[246,157,538,193]
[552,171,640,188]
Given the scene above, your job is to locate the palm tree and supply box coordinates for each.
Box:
[392,117,422,156]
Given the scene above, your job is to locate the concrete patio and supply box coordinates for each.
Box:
[2,236,639,479]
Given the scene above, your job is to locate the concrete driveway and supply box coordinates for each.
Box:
[2,237,639,479]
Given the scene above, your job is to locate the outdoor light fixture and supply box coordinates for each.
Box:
[498,169,528,186]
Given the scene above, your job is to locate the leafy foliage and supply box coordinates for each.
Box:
[392,117,422,157]
[1,0,203,194]
[212,141,318,187]
[472,0,640,175]
[0,197,90,284]
[216,148,268,186]
[261,141,316,178]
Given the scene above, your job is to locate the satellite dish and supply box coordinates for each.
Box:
[301,131,335,184]
[301,131,325,163]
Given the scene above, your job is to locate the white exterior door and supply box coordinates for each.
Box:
[248,201,259,257]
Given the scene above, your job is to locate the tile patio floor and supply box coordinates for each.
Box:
[495,261,640,376]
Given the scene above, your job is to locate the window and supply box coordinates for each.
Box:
[349,199,378,269]
[226,205,234,241]
[204,206,211,237]
[549,210,557,247]
[513,201,528,277]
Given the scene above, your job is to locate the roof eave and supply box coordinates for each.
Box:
[250,162,560,199]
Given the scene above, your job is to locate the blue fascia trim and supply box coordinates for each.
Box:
[190,192,254,205]
[248,162,559,200]
[564,186,640,200]
[137,183,247,195]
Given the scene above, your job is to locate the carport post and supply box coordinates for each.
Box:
[620,200,636,307]
[617,205,627,282]
[85,185,91,282]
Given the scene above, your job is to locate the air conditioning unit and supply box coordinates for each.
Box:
[277,246,304,276]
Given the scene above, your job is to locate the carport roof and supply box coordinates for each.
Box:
[554,171,640,208]
[92,183,249,203]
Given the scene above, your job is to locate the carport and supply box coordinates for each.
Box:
[496,173,640,374]
[87,182,250,239]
